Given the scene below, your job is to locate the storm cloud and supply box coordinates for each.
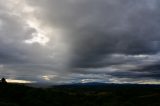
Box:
[0,0,160,84]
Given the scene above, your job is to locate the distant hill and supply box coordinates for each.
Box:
[52,82,160,89]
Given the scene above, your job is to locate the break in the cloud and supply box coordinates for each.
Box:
[0,0,160,84]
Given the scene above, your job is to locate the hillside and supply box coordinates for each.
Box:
[0,83,160,106]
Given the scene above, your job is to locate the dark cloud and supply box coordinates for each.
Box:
[122,64,160,79]
[28,0,160,68]
[0,0,160,84]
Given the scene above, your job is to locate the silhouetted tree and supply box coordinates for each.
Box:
[1,78,7,84]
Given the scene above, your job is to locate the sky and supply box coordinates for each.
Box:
[0,0,160,84]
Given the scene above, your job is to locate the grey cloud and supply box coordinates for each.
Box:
[0,0,160,84]
[28,0,160,69]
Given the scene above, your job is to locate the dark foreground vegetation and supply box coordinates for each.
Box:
[0,83,160,106]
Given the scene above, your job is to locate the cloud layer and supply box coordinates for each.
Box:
[0,0,160,84]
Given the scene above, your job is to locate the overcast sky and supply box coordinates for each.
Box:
[0,0,160,84]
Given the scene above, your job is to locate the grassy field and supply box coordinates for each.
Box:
[0,83,160,106]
